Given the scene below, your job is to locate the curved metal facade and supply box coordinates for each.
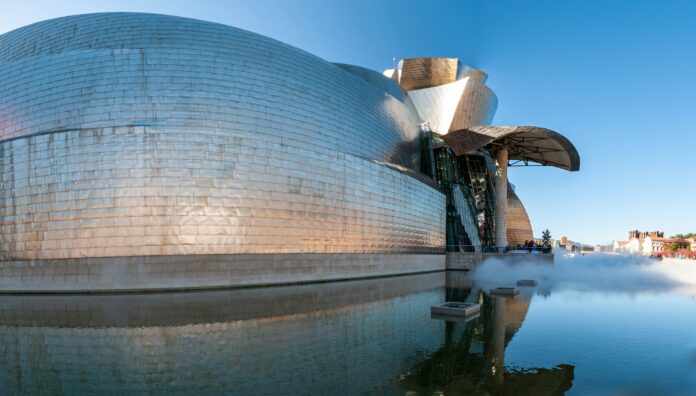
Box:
[448,71,498,131]
[389,58,498,135]
[443,126,580,171]
[0,13,445,262]
[506,186,534,245]
[389,57,579,250]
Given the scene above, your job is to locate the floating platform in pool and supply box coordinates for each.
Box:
[517,279,538,287]
[490,287,519,296]
[431,302,481,317]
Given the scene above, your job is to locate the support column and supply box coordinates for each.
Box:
[495,147,508,251]
[490,296,506,384]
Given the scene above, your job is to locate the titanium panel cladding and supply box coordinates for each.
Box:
[0,13,445,261]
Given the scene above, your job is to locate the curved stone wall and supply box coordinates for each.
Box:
[0,13,445,263]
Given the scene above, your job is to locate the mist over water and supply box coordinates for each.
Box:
[472,253,696,295]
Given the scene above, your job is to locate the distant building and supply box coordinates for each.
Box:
[688,238,696,252]
[613,240,628,252]
[612,238,641,254]
[642,236,666,254]
[626,238,642,253]
[628,230,664,240]
[641,236,690,255]
[615,230,667,255]
[558,236,593,252]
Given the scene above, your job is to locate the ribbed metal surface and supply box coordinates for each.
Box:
[0,13,445,261]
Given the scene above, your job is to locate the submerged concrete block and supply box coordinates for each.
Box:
[431,302,481,317]
[516,279,538,287]
[490,287,519,296]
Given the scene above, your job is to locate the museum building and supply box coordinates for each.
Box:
[0,13,579,291]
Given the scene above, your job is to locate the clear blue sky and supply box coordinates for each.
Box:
[2,0,695,245]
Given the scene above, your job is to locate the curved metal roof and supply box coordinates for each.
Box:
[442,126,580,171]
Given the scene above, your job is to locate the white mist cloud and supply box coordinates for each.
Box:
[471,254,696,296]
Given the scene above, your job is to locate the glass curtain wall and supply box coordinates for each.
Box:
[434,148,481,252]
[429,129,498,252]
[459,154,497,248]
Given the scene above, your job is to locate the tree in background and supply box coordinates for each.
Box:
[673,232,696,239]
[542,229,552,251]
[664,243,679,252]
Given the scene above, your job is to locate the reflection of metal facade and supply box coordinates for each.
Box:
[0,13,445,262]
[0,273,447,394]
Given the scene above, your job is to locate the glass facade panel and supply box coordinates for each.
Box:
[451,185,481,249]
[431,146,499,252]
[433,148,487,251]
[460,154,497,248]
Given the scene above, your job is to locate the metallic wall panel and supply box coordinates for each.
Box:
[398,66,496,136]
[448,71,498,131]
[334,63,411,104]
[0,13,422,170]
[506,186,534,245]
[0,126,445,260]
[398,58,459,91]
[406,79,468,135]
[0,13,445,261]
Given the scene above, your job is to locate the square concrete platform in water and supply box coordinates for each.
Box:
[516,280,538,287]
[431,302,481,317]
[490,287,520,296]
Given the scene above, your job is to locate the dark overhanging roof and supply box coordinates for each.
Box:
[441,126,580,171]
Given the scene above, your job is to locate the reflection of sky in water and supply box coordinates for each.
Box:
[473,254,696,395]
[506,291,696,395]
[1,256,696,395]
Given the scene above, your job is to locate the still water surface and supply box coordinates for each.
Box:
[1,255,695,395]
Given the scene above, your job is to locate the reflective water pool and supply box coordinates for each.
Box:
[1,255,695,395]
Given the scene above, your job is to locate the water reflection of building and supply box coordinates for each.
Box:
[0,273,447,395]
[0,272,573,394]
[397,272,574,394]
